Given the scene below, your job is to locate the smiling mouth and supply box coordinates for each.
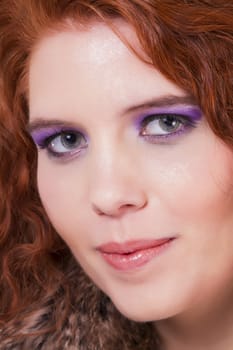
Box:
[97,237,176,271]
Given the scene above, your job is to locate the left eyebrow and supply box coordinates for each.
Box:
[123,94,198,114]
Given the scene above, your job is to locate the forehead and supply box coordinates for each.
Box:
[29,21,185,119]
[30,21,142,70]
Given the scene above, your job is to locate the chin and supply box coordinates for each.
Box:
[107,291,185,323]
[110,298,168,323]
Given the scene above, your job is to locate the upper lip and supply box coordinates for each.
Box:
[97,237,175,254]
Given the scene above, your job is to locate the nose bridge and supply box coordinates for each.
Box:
[87,135,147,217]
[89,135,131,194]
[94,137,125,182]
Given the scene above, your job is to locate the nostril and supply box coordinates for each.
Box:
[93,205,105,216]
[92,201,146,218]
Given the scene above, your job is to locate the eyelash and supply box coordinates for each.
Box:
[33,113,198,160]
[37,129,88,160]
[139,113,196,143]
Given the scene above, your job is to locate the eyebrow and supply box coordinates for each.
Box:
[28,94,197,133]
[28,119,77,133]
[123,94,197,114]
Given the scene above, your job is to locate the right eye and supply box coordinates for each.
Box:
[40,130,88,158]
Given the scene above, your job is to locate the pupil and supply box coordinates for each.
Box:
[61,133,79,148]
[160,115,179,131]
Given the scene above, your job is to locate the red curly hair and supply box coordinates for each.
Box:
[0,0,233,340]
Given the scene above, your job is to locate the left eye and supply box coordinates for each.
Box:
[47,131,87,156]
[140,114,192,137]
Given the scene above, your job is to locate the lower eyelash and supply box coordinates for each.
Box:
[45,146,88,162]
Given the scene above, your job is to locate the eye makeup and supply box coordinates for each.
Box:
[31,126,66,148]
[135,105,202,128]
[30,125,88,160]
[135,105,203,143]
[29,104,203,160]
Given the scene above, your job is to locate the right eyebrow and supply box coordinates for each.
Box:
[27,119,78,133]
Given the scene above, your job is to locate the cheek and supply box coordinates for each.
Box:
[36,157,87,232]
[144,137,233,223]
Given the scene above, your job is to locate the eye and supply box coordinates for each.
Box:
[41,130,87,158]
[140,113,196,142]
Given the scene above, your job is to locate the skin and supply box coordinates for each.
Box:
[29,21,233,349]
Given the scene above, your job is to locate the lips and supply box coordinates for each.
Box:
[97,237,175,271]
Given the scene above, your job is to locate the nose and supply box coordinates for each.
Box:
[92,186,147,218]
[88,148,148,218]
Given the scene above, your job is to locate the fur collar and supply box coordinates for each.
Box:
[0,267,159,349]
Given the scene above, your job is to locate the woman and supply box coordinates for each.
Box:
[0,0,233,349]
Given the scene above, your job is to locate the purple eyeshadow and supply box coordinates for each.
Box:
[30,127,62,146]
[29,104,202,157]
[135,105,203,129]
[30,126,86,148]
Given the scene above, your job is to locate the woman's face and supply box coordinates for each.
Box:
[29,22,233,322]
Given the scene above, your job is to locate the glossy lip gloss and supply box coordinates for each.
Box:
[97,237,176,271]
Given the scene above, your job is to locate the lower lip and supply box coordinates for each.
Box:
[100,239,175,271]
